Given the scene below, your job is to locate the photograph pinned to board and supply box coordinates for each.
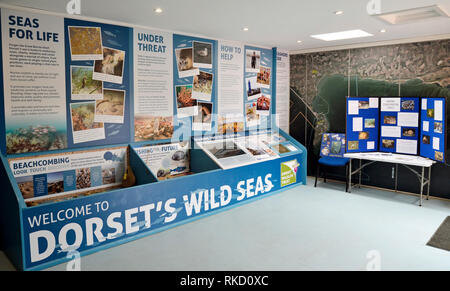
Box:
[256,66,271,88]
[365,118,376,128]
[435,151,444,162]
[382,139,395,149]
[358,132,369,140]
[434,122,443,134]
[134,116,174,141]
[71,66,103,100]
[175,47,199,78]
[246,76,262,100]
[193,102,213,131]
[256,94,271,115]
[193,41,213,69]
[422,135,430,144]
[383,115,397,125]
[427,109,434,118]
[348,141,359,150]
[93,47,125,84]
[245,49,261,73]
[70,101,105,144]
[94,89,126,124]
[402,128,416,137]
[192,71,213,101]
[245,102,260,127]
[359,101,370,109]
[176,85,198,117]
[68,26,103,61]
[401,100,415,111]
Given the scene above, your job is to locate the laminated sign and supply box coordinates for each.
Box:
[280,159,299,187]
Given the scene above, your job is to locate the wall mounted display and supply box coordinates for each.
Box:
[64,17,132,148]
[420,97,447,163]
[244,46,273,131]
[0,4,303,271]
[133,28,174,141]
[346,97,379,153]
[379,97,419,155]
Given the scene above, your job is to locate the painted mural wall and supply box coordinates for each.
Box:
[290,39,450,199]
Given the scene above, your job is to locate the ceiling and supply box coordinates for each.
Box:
[1,0,449,52]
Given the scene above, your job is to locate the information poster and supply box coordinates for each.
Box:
[173,34,217,135]
[134,28,174,141]
[218,40,244,118]
[135,141,190,180]
[275,48,290,134]
[64,18,132,148]
[379,97,419,155]
[244,45,273,131]
[1,8,68,154]
[9,146,126,205]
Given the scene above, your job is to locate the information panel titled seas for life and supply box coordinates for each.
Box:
[1,8,68,154]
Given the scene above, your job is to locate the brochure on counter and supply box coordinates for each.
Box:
[194,132,301,170]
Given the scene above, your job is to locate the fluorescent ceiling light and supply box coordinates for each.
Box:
[311,29,373,41]
[153,7,163,14]
[242,27,249,31]
[334,11,344,15]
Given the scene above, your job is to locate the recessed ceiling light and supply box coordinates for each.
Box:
[242,27,249,31]
[311,29,373,41]
[334,10,344,15]
[297,40,302,43]
[380,29,387,33]
[154,7,163,14]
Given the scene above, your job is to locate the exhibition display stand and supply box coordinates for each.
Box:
[345,96,447,205]
[0,4,306,270]
[0,131,306,271]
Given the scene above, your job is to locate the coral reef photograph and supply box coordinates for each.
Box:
[6,125,67,154]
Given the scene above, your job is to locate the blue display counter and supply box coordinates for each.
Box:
[0,129,306,270]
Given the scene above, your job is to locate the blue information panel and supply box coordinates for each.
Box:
[379,97,419,155]
[346,97,379,153]
[320,133,346,158]
[420,98,446,163]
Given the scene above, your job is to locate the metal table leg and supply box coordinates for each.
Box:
[395,163,398,192]
[427,166,431,200]
[420,166,424,207]
[348,159,352,193]
[358,159,362,188]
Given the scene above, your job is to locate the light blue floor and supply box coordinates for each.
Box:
[1,177,449,271]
